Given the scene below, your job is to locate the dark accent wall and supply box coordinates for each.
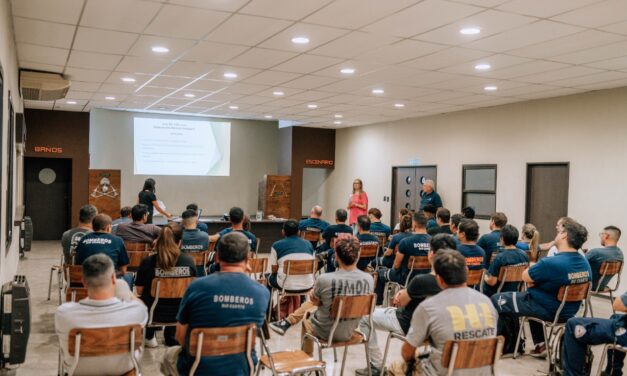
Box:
[24,109,89,226]
[281,127,335,219]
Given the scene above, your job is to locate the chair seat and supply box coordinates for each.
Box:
[148,321,177,327]
[318,331,366,348]
[260,350,325,373]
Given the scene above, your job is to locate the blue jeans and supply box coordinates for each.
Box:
[491,291,554,345]
[563,315,627,376]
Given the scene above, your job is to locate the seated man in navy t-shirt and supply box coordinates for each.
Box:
[456,219,486,271]
[375,212,431,305]
[180,209,210,276]
[368,208,391,240]
[492,219,592,356]
[477,212,507,266]
[586,225,623,291]
[317,209,353,271]
[355,215,381,271]
[74,214,132,287]
[209,207,257,254]
[482,225,529,297]
[299,205,330,249]
[268,220,315,291]
[427,208,453,236]
[423,205,438,231]
[160,232,270,376]
[186,204,208,233]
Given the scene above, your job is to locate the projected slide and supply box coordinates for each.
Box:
[134,117,230,176]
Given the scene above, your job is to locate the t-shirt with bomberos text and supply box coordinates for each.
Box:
[74,232,129,271]
[457,244,486,270]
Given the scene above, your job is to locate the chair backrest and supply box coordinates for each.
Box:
[208,240,217,252]
[330,294,376,320]
[188,324,256,357]
[497,263,529,282]
[150,277,194,299]
[65,265,84,285]
[600,260,623,278]
[407,256,431,271]
[557,282,591,302]
[187,251,209,266]
[127,250,152,269]
[124,242,152,252]
[68,324,142,357]
[248,257,268,274]
[359,244,379,259]
[66,287,89,302]
[284,259,317,276]
[373,233,387,247]
[301,230,321,242]
[441,336,504,372]
[466,269,484,287]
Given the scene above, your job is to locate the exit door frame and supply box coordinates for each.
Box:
[390,165,438,227]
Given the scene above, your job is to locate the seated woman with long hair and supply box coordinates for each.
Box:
[135,222,197,347]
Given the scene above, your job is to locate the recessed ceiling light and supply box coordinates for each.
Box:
[223,72,238,79]
[460,27,481,35]
[474,63,491,71]
[66,100,77,105]
[229,105,239,110]
[273,91,285,96]
[151,46,169,53]
[105,96,116,100]
[121,77,136,83]
[340,68,356,74]
[334,114,343,118]
[264,115,273,119]
[394,103,405,108]
[333,120,342,125]
[372,88,384,95]
[184,93,196,98]
[291,36,310,44]
[484,85,498,91]
[307,104,318,109]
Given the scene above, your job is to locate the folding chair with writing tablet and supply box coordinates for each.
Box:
[187,324,256,376]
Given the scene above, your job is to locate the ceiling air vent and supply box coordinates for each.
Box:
[20,71,70,101]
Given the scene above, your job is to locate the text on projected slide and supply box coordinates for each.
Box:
[134,117,231,176]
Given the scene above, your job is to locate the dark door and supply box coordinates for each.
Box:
[526,163,569,243]
[24,157,72,240]
[391,166,437,227]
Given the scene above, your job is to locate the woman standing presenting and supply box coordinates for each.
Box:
[138,178,172,224]
[348,178,368,228]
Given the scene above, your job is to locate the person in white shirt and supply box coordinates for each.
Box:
[268,219,315,291]
[55,254,147,376]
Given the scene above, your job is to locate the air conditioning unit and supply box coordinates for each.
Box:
[19,71,70,101]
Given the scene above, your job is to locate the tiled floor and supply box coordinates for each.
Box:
[16,241,621,375]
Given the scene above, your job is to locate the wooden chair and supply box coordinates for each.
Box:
[405,255,431,286]
[272,259,317,321]
[301,230,322,243]
[359,244,379,271]
[255,238,261,254]
[372,233,387,248]
[48,254,65,304]
[248,257,268,286]
[208,240,217,252]
[187,324,256,376]
[126,250,153,273]
[63,265,84,302]
[124,242,152,252]
[441,336,505,376]
[257,330,327,376]
[588,260,623,316]
[495,263,529,294]
[148,277,195,328]
[513,282,591,368]
[65,287,89,302]
[381,332,408,375]
[186,250,211,275]
[63,324,143,376]
[466,269,485,289]
[303,294,377,376]
[596,343,627,376]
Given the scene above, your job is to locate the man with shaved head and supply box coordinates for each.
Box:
[299,205,330,248]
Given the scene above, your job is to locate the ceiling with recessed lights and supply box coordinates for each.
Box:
[11,0,627,128]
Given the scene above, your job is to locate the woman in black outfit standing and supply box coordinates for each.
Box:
[138,178,172,224]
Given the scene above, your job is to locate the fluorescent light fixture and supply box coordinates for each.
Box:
[105,96,116,100]
[66,100,77,105]
[333,120,342,125]
[340,68,356,74]
[273,91,285,96]
[184,93,196,98]
[460,27,481,35]
[307,104,318,109]
[394,103,405,108]
[151,46,169,53]
[372,88,384,95]
[474,63,491,71]
[229,105,239,110]
[291,36,310,44]
[223,72,238,79]
[484,85,498,91]
[121,77,136,83]
[334,114,343,118]
[264,115,273,119]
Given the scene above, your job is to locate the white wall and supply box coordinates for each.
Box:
[302,168,331,217]
[89,109,279,216]
[0,0,24,282]
[323,87,627,289]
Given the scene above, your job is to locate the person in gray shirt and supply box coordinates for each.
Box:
[269,236,374,356]
[586,225,623,291]
[61,204,97,264]
[388,250,498,376]
[115,204,161,244]
[111,206,132,234]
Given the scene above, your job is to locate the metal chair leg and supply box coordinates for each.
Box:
[340,346,348,376]
[513,317,525,359]
[365,343,372,376]
[596,344,610,376]
[333,347,337,362]
[57,269,63,304]
[381,333,393,374]
[48,267,54,300]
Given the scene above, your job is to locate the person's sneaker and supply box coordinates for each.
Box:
[269,319,291,336]
[355,364,381,376]
[530,343,547,358]
[145,336,159,348]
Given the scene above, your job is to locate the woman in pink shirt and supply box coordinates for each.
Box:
[348,178,368,226]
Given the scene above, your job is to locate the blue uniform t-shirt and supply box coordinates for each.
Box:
[477,230,501,266]
[298,218,330,232]
[457,244,486,270]
[197,222,209,234]
[272,236,314,259]
[586,246,623,290]
[395,233,431,281]
[181,229,210,253]
[419,191,442,209]
[482,248,529,296]
[528,252,592,318]
[74,232,129,270]
[176,272,270,376]
[370,222,391,239]
[218,228,257,253]
[320,224,353,252]
[356,233,380,270]
[384,231,412,268]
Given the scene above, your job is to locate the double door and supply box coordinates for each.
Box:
[391,166,437,227]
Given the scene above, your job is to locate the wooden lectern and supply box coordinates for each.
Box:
[88,169,121,219]
[258,175,291,219]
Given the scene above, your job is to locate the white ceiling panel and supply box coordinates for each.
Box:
[507,30,625,60]
[64,67,110,83]
[304,0,419,29]
[136,86,175,97]
[14,18,75,49]
[203,66,262,81]
[116,56,171,74]
[286,91,335,102]
[182,41,249,64]
[70,81,102,92]
[402,47,489,70]
[20,61,64,73]
[144,5,230,39]
[600,20,627,36]
[356,39,447,65]
[97,83,137,95]
[225,48,297,69]
[586,56,627,71]
[240,0,333,21]
[243,70,303,86]
[148,75,195,89]
[127,36,196,58]
[161,61,215,78]
[309,31,400,59]
[482,60,570,79]
[223,83,271,95]
[515,87,586,100]
[65,91,94,100]
[67,51,123,70]
[281,75,338,89]
[184,79,230,92]
[553,0,627,28]
[497,0,604,18]
[205,15,292,47]
[12,0,84,24]
[73,27,138,55]
[168,0,250,12]
[516,66,605,84]
[80,0,161,33]
[259,23,349,52]
[548,40,627,65]
[440,54,530,75]
[550,71,627,88]
[17,43,69,66]
[271,54,342,74]
[363,0,483,38]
